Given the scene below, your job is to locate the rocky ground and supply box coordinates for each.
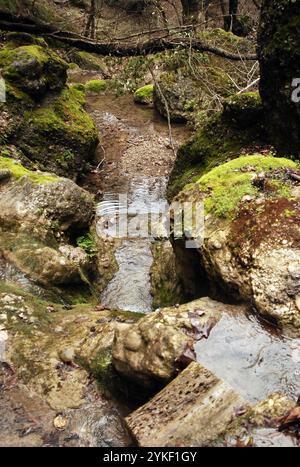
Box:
[0,15,300,447]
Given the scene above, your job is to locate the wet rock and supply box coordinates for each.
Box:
[173,155,300,330]
[125,361,247,447]
[112,297,246,387]
[150,241,183,309]
[219,393,298,447]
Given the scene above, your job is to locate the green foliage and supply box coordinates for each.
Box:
[168,105,265,201]
[76,233,97,259]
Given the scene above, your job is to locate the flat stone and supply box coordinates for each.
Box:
[125,361,247,447]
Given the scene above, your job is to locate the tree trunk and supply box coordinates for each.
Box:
[224,0,239,32]
[84,0,97,38]
[181,0,201,25]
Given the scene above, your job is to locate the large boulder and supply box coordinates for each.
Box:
[154,68,234,123]
[0,38,99,178]
[0,41,67,100]
[112,297,246,388]
[154,29,256,123]
[258,0,300,158]
[16,86,99,178]
[0,155,95,287]
[173,154,300,330]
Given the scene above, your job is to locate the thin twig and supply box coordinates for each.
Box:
[148,65,176,157]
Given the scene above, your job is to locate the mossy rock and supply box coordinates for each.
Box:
[0,156,58,184]
[0,43,68,99]
[5,32,48,48]
[154,66,235,123]
[85,79,107,94]
[174,154,300,329]
[167,96,267,200]
[69,50,107,72]
[191,154,297,219]
[223,92,264,129]
[134,84,154,105]
[16,86,99,177]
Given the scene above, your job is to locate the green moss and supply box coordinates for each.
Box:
[223,92,264,128]
[70,83,85,92]
[134,84,154,104]
[0,42,68,102]
[70,50,106,71]
[19,86,98,175]
[168,104,266,201]
[0,156,58,184]
[195,155,297,218]
[5,32,48,48]
[85,79,107,94]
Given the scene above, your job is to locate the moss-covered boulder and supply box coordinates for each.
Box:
[167,92,266,200]
[69,50,107,72]
[258,0,300,158]
[0,154,95,289]
[85,79,107,94]
[134,84,154,105]
[173,154,300,331]
[154,68,235,123]
[153,29,257,123]
[16,86,99,177]
[0,43,68,99]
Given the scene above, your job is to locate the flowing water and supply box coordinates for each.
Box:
[86,92,300,409]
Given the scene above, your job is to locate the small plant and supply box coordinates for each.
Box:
[76,233,97,258]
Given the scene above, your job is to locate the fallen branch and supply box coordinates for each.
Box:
[0,11,258,61]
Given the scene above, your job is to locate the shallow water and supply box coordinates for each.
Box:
[83,90,300,443]
[196,310,300,403]
[97,176,169,312]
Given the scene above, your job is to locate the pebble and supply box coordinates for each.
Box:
[241,195,254,202]
[53,414,68,431]
[59,347,75,364]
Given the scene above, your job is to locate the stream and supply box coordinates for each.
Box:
[86,90,300,408]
